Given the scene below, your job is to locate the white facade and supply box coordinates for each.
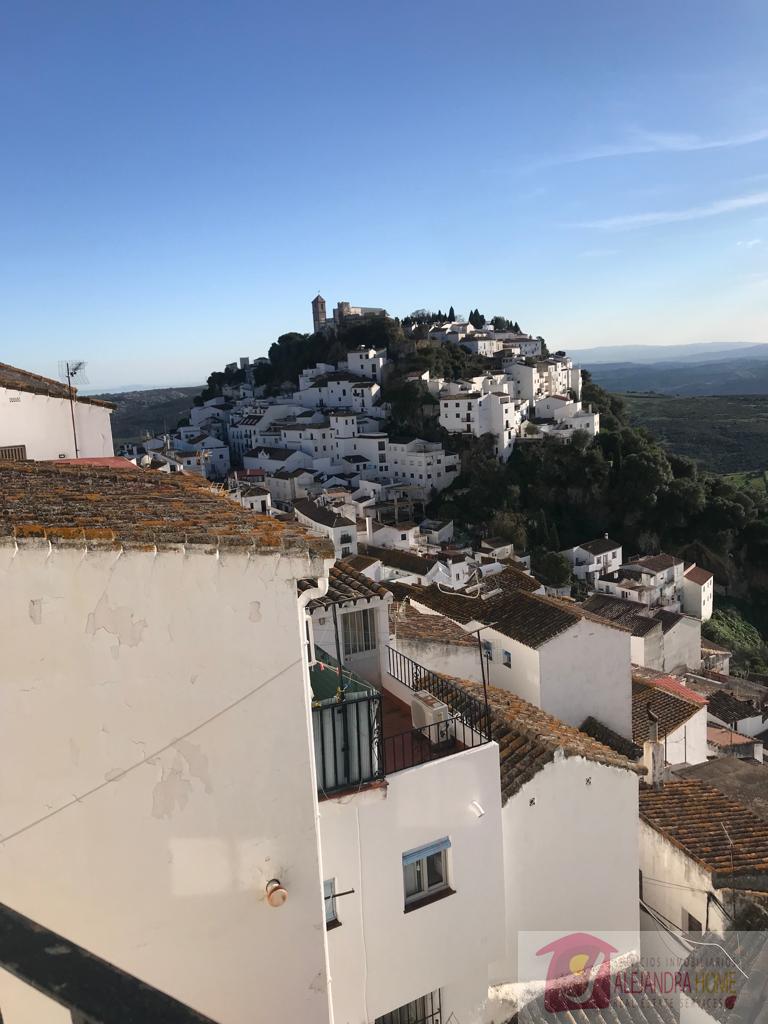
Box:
[562,539,622,584]
[492,756,640,984]
[639,821,728,935]
[0,534,335,1024]
[386,439,460,491]
[681,568,714,622]
[1,384,114,461]
[346,347,388,382]
[439,387,528,462]
[320,744,505,1022]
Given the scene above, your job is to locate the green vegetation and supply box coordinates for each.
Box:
[623,394,768,474]
[703,607,768,675]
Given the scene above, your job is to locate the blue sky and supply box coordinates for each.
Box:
[2,0,767,388]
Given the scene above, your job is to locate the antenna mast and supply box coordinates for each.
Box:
[59,360,88,459]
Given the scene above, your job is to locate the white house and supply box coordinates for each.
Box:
[639,777,768,935]
[681,563,714,622]
[345,346,388,382]
[561,535,622,584]
[299,567,507,1024]
[0,459,337,1024]
[632,674,709,765]
[0,361,114,461]
[405,576,634,740]
[439,385,528,462]
[597,553,685,613]
[583,593,702,672]
[294,498,358,559]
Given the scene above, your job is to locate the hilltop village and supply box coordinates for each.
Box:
[0,300,766,1024]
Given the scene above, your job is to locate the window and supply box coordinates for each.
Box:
[502,650,512,668]
[400,533,407,541]
[375,991,442,1024]
[341,546,351,557]
[342,608,376,656]
[0,444,27,461]
[482,639,493,662]
[324,878,340,928]
[685,910,702,933]
[403,838,451,909]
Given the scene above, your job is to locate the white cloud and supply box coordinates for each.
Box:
[572,191,768,231]
[737,238,763,247]
[539,127,768,167]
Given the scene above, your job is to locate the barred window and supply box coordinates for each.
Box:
[342,608,376,656]
[375,990,442,1024]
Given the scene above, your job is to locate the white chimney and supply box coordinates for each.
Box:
[643,710,664,789]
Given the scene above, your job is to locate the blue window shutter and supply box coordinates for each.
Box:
[402,837,451,866]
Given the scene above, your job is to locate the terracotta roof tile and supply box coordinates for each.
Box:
[639,779,768,879]
[685,564,713,586]
[706,690,760,724]
[632,678,704,743]
[426,678,642,803]
[298,561,390,610]
[294,499,355,530]
[0,461,330,555]
[389,602,476,647]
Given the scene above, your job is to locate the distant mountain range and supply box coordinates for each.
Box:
[572,342,768,395]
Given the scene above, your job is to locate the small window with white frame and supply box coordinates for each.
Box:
[342,607,376,657]
[402,837,451,909]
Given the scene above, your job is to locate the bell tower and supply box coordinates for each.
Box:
[312,294,326,334]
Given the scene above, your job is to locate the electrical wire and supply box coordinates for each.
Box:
[0,657,302,849]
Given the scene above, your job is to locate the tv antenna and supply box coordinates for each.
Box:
[58,360,89,459]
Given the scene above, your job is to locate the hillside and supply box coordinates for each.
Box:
[589,356,768,396]
[95,386,202,443]
[623,394,768,474]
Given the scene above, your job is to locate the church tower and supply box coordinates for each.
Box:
[311,294,327,334]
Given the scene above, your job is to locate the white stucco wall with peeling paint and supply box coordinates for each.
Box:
[0,540,333,1024]
[0,387,114,460]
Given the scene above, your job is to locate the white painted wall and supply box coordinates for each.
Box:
[481,627,542,708]
[320,743,505,1023]
[663,707,708,765]
[539,620,633,738]
[661,616,702,672]
[0,541,333,1024]
[0,387,114,460]
[639,821,726,934]
[389,637,482,687]
[491,757,640,985]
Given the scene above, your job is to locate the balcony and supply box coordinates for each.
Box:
[311,648,490,797]
[0,901,217,1024]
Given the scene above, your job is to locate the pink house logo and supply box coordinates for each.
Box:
[536,932,618,1012]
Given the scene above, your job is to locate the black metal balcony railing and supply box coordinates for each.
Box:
[0,901,218,1024]
[386,646,492,741]
[383,718,483,774]
[313,691,384,795]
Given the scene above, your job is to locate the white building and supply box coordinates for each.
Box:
[639,776,768,935]
[300,564,507,1023]
[386,438,460,490]
[0,459,337,1024]
[0,361,114,462]
[582,593,702,672]
[439,384,528,462]
[293,373,382,416]
[405,572,634,740]
[596,553,686,613]
[681,564,714,622]
[294,498,358,559]
[345,346,388,382]
[632,673,709,765]
[561,536,622,584]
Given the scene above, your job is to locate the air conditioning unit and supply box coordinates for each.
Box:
[411,690,456,745]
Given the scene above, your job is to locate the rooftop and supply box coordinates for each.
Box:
[582,593,660,636]
[456,680,642,803]
[706,689,760,724]
[389,602,477,647]
[298,561,390,611]
[578,536,620,556]
[674,758,768,820]
[408,565,541,624]
[629,553,683,573]
[707,725,756,748]
[360,544,440,576]
[632,676,705,743]
[639,779,768,881]
[293,499,355,530]
[580,716,643,760]
[0,461,330,555]
[0,362,115,409]
[685,564,714,586]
